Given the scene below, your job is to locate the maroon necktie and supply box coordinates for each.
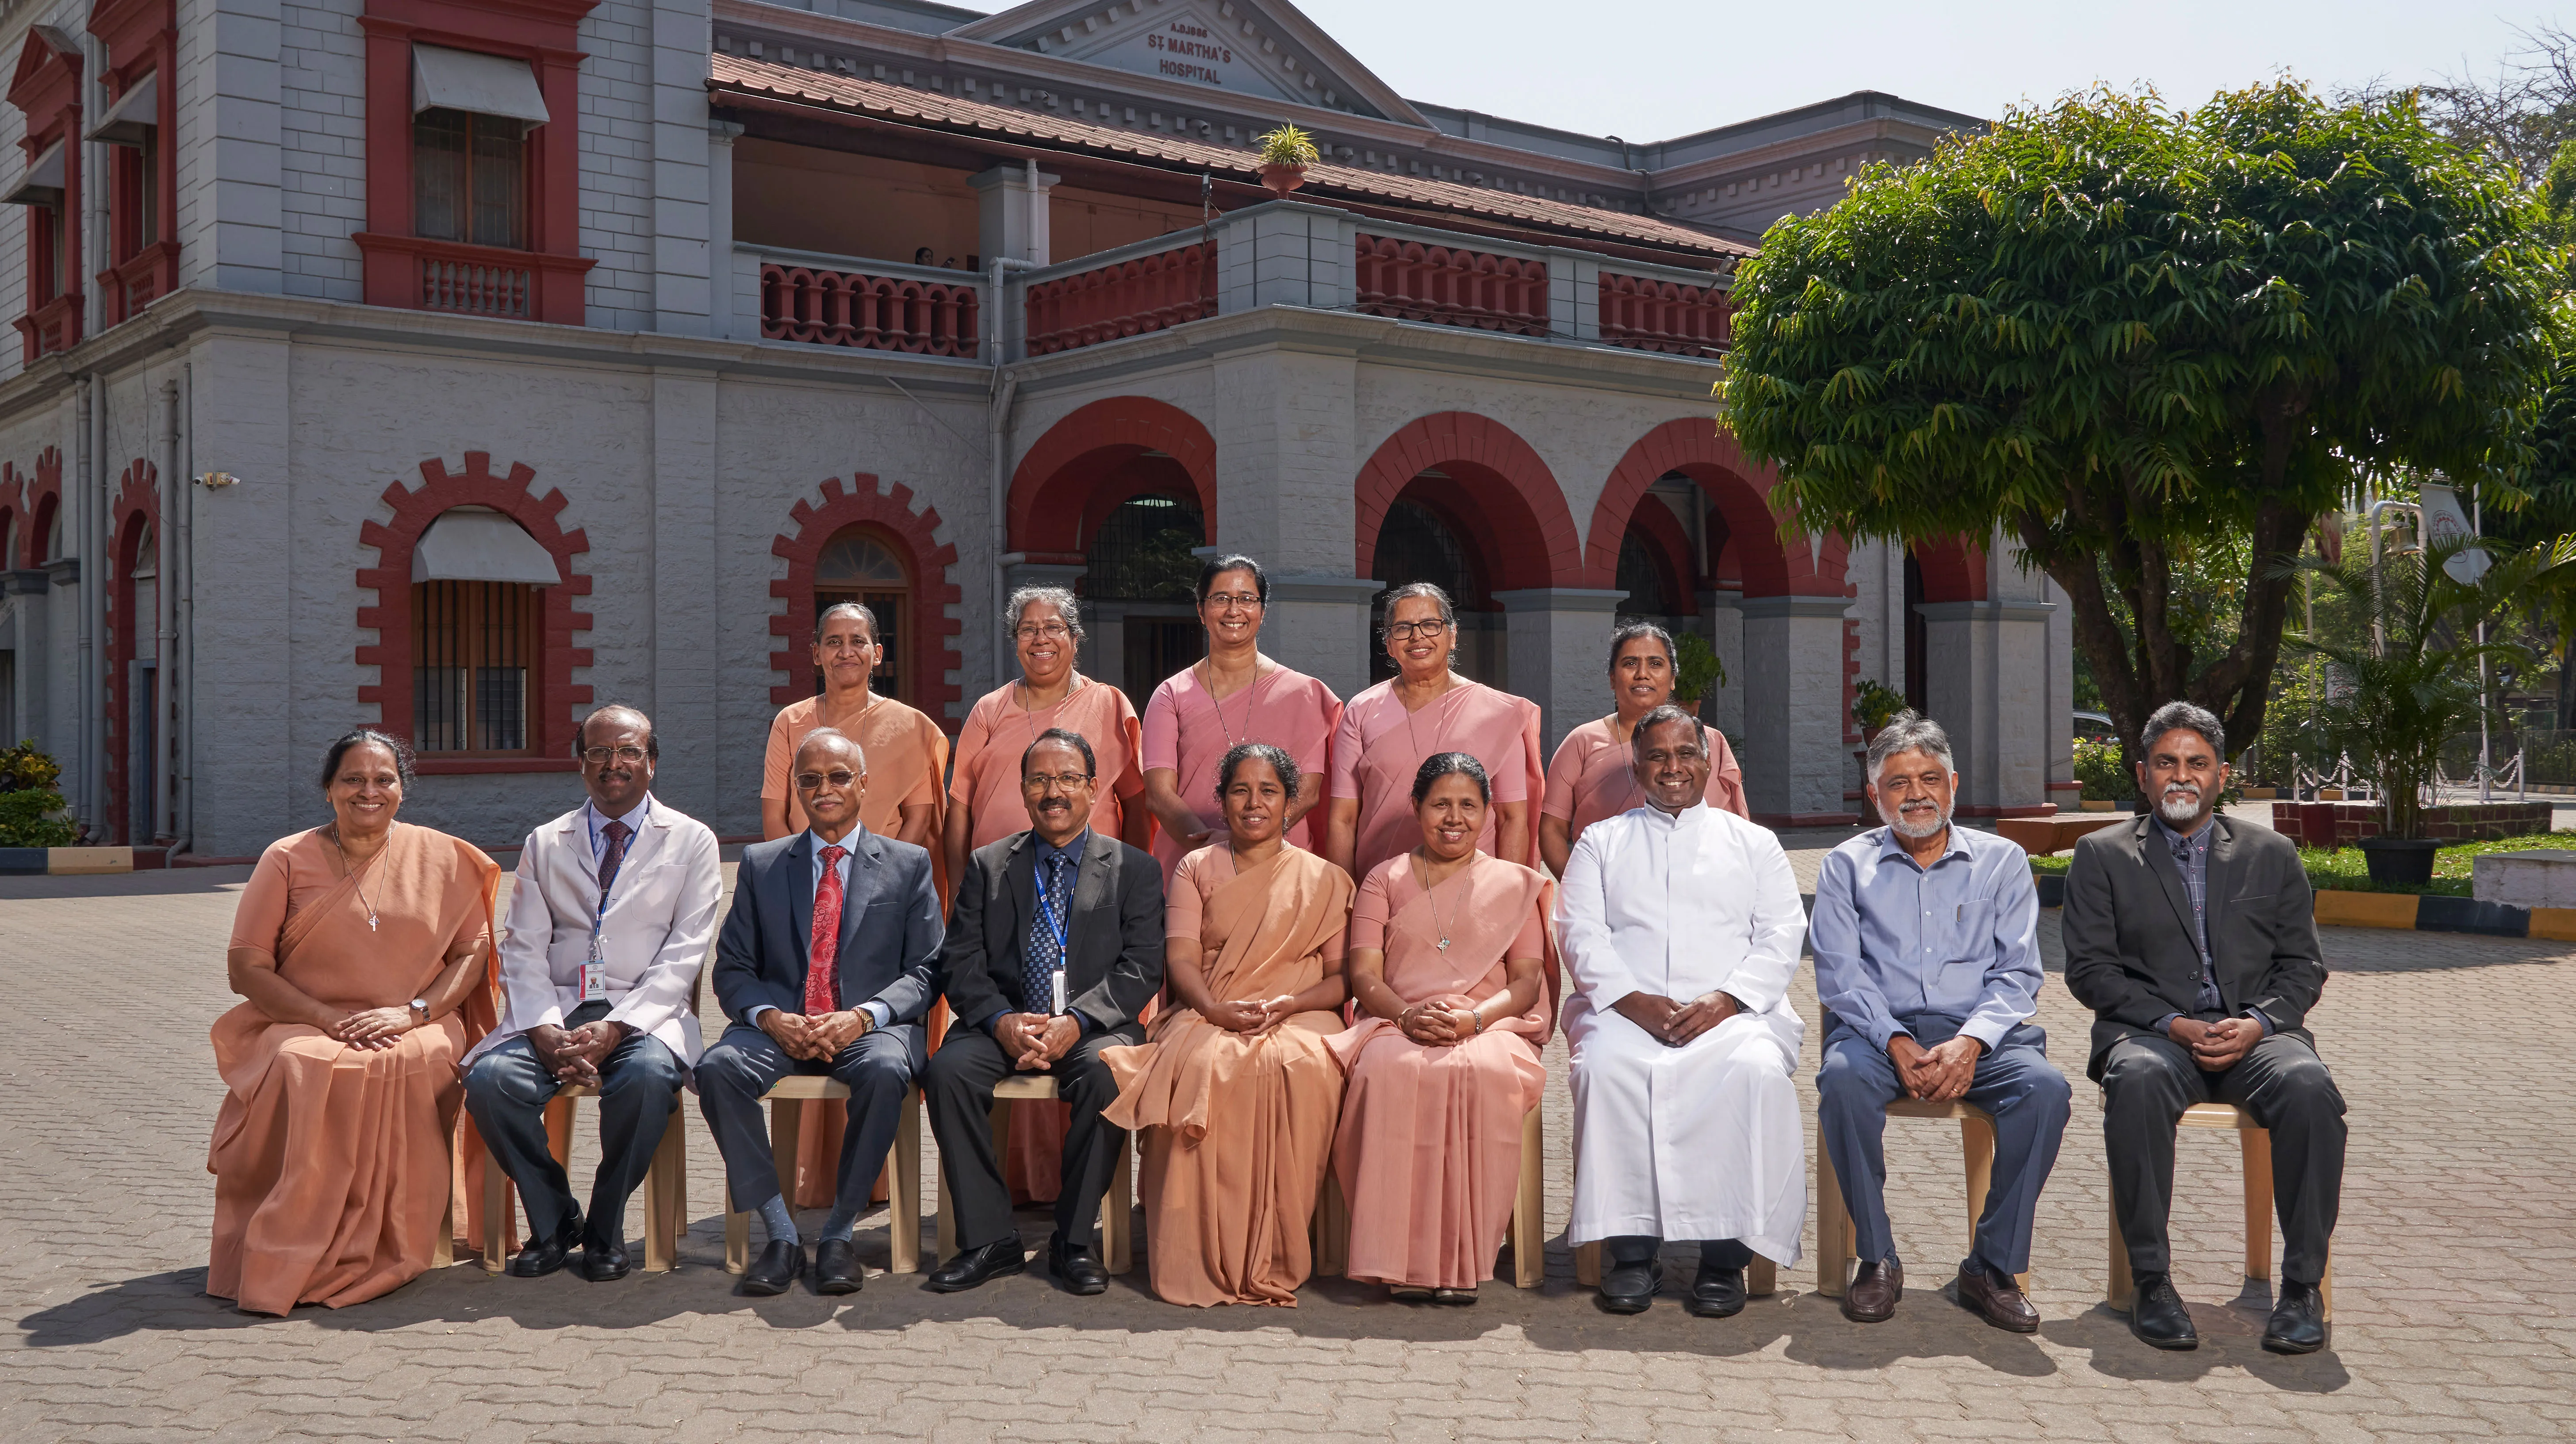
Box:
[804,845,848,1015]
[598,819,631,908]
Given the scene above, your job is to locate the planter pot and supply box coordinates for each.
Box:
[2078,799,2117,812]
[2356,836,2441,886]
[1257,162,1308,198]
[2240,787,2277,800]
[1860,725,1885,745]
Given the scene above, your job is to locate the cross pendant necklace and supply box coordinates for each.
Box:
[329,827,381,931]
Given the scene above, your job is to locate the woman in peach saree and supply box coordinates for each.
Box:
[207,730,500,1315]
[1326,752,1549,1303]
[1104,742,1353,1306]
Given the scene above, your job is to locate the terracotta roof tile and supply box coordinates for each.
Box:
[709,54,1748,262]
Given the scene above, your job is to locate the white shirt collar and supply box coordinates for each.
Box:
[584,794,650,845]
[1639,798,1708,831]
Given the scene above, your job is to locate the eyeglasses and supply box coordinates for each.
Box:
[1015,622,1073,641]
[1386,620,1449,641]
[1021,771,1095,791]
[580,745,649,765]
[1202,592,1263,610]
[794,769,861,790]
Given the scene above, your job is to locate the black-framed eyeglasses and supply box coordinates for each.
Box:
[1387,619,1449,641]
[1021,771,1095,791]
[580,745,649,765]
[794,769,861,790]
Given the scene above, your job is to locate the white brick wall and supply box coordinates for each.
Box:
[278,0,363,301]
[578,0,657,331]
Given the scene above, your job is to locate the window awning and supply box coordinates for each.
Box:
[412,507,561,586]
[86,71,156,146]
[3,140,65,207]
[412,44,550,126]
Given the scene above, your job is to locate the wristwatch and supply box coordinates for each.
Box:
[408,998,429,1022]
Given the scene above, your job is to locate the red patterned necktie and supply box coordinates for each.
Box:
[804,845,847,1015]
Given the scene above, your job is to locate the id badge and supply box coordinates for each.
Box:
[579,962,608,1002]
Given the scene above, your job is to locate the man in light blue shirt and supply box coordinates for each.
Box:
[1810,712,2070,1332]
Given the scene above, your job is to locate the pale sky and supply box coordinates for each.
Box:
[1291,0,2555,141]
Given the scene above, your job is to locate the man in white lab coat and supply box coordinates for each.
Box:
[1557,704,1807,1316]
[462,704,722,1283]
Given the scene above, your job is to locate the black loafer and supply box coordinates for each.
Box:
[1596,1260,1659,1314]
[814,1238,865,1295]
[1685,1263,1746,1318]
[1050,1235,1109,1296]
[2128,1272,2199,1350]
[740,1239,805,1297]
[2262,1280,2328,1354]
[579,1239,630,1283]
[926,1237,1026,1293]
[509,1212,583,1278]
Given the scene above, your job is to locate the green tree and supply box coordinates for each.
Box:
[1721,82,2564,758]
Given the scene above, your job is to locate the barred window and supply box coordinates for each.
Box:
[412,579,535,753]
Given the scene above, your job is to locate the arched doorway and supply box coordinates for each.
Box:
[1082,490,1205,710]
[812,525,912,702]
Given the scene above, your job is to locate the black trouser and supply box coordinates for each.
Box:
[1606,1237,1753,1271]
[462,999,684,1248]
[2100,1030,2346,1285]
[923,1020,1144,1252]
[695,1020,928,1216]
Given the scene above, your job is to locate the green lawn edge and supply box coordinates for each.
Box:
[2024,830,2576,897]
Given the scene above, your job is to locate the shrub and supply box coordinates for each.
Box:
[0,785,77,847]
[2074,737,2135,801]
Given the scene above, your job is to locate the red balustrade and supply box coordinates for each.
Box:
[421,254,532,319]
[762,264,982,357]
[1354,235,1549,337]
[1023,243,1213,356]
[1597,272,1731,357]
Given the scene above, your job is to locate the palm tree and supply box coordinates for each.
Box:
[2289,533,2576,839]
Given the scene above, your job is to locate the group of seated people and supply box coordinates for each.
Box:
[206,555,2344,1356]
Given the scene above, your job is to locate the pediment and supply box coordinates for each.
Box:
[949,0,1424,125]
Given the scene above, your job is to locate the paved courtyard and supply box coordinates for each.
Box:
[2,851,2569,1443]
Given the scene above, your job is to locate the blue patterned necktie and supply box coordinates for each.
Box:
[1024,850,1072,1014]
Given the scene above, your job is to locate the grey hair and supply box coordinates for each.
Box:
[1380,580,1456,629]
[792,725,868,776]
[1006,585,1085,644]
[2140,700,2225,759]
[1626,703,1705,769]
[1865,710,1955,786]
[815,600,879,645]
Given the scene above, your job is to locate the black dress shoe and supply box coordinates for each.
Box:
[1050,1235,1109,1296]
[740,1239,806,1296]
[1684,1263,1746,1318]
[2127,1272,2200,1350]
[510,1211,583,1278]
[813,1238,865,1295]
[926,1237,1027,1293]
[579,1239,630,1283]
[1595,1260,1659,1314]
[2262,1280,2328,1354]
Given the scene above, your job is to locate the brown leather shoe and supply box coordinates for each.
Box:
[1953,1264,2039,1333]
[1841,1256,1902,1322]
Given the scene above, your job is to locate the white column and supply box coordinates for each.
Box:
[649,367,724,823]
[1265,575,1379,703]
[1918,599,2057,815]
[1495,588,1624,753]
[1739,594,1856,824]
[648,0,713,334]
[707,121,742,340]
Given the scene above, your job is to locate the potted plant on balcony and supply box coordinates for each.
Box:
[1254,124,1319,199]
[2293,530,2576,883]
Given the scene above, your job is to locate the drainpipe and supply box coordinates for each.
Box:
[152,373,176,845]
[171,360,193,857]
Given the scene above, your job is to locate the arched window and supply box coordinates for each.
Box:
[1617,526,1675,618]
[1085,492,1205,707]
[1369,496,1484,683]
[813,525,912,702]
[409,505,557,755]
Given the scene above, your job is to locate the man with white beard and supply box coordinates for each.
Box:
[1557,705,1807,1317]
[1810,712,2069,1331]
[2063,701,2341,1355]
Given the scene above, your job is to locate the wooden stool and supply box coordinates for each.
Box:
[1815,1098,2030,1297]
[479,1082,689,1274]
[721,1075,923,1274]
[933,1074,1132,1274]
[1574,1118,1782,1296]
[2106,1101,2332,1318]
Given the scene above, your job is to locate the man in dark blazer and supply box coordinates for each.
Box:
[924,726,1164,1296]
[698,728,942,1297]
[2063,701,2343,1356]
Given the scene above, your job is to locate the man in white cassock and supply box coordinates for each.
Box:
[1558,705,1807,1317]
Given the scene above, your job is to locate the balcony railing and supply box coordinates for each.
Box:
[763,262,981,357]
[353,233,595,326]
[421,254,531,319]
[1354,234,1549,337]
[1024,240,1213,357]
[1598,272,1730,357]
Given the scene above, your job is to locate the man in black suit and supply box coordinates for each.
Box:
[2063,700,2343,1355]
[698,728,942,1297]
[924,726,1164,1295]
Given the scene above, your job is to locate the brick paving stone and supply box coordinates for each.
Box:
[1,857,2567,1442]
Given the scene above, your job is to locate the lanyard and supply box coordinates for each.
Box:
[586,803,642,962]
[1034,855,1073,958]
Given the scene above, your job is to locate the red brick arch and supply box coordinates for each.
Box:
[356,452,594,773]
[5,447,62,567]
[1909,534,1987,602]
[1008,396,1218,558]
[102,460,158,842]
[769,473,964,727]
[1353,412,1583,591]
[1585,418,1848,598]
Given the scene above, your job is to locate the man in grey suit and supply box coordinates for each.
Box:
[2063,700,2343,1355]
[924,727,1165,1297]
[698,728,943,1297]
